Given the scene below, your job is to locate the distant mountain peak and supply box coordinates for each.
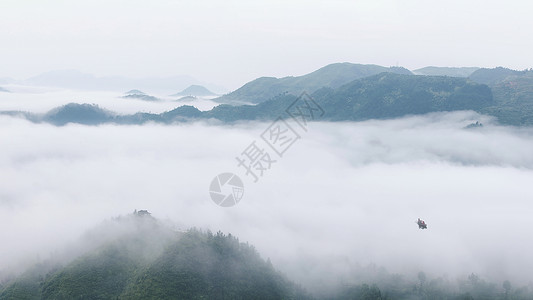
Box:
[122,90,159,101]
[125,89,146,95]
[172,85,216,97]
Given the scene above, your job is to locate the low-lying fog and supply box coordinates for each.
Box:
[0,85,218,114]
[1,110,533,292]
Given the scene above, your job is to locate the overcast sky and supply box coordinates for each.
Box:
[1,0,532,89]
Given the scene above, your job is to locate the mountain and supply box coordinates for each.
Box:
[314,73,493,121]
[0,214,309,299]
[42,103,116,126]
[125,89,144,94]
[122,90,160,101]
[203,73,493,122]
[171,85,217,97]
[413,66,480,77]
[476,69,533,125]
[0,86,10,92]
[176,95,198,102]
[468,67,528,86]
[215,63,413,104]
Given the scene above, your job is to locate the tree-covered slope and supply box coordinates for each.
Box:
[313,73,493,121]
[121,230,305,299]
[471,68,533,125]
[215,63,412,104]
[0,214,308,300]
[42,103,116,125]
[469,67,527,86]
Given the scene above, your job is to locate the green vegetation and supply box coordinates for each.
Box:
[313,73,493,121]
[215,63,412,104]
[0,215,308,300]
[468,67,533,125]
[469,67,526,86]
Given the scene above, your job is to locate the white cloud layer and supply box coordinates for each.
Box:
[0,86,218,114]
[1,111,533,291]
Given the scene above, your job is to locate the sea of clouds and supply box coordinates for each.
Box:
[1,103,533,292]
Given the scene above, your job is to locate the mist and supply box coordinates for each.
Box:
[0,86,218,114]
[1,111,533,294]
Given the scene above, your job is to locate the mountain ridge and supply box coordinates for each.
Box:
[214,63,413,104]
[1,73,502,125]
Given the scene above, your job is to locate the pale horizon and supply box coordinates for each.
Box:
[2,0,532,90]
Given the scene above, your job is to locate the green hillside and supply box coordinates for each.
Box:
[469,67,533,125]
[0,214,308,300]
[469,67,529,86]
[215,63,412,104]
[203,73,493,122]
[314,73,493,121]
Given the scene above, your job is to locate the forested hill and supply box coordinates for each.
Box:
[0,214,309,300]
[214,63,413,104]
[469,67,533,125]
[313,72,493,121]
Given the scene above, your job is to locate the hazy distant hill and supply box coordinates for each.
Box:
[171,85,217,97]
[413,66,480,77]
[122,90,160,101]
[42,103,115,126]
[176,95,197,102]
[0,86,10,92]
[0,214,308,300]
[215,63,413,104]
